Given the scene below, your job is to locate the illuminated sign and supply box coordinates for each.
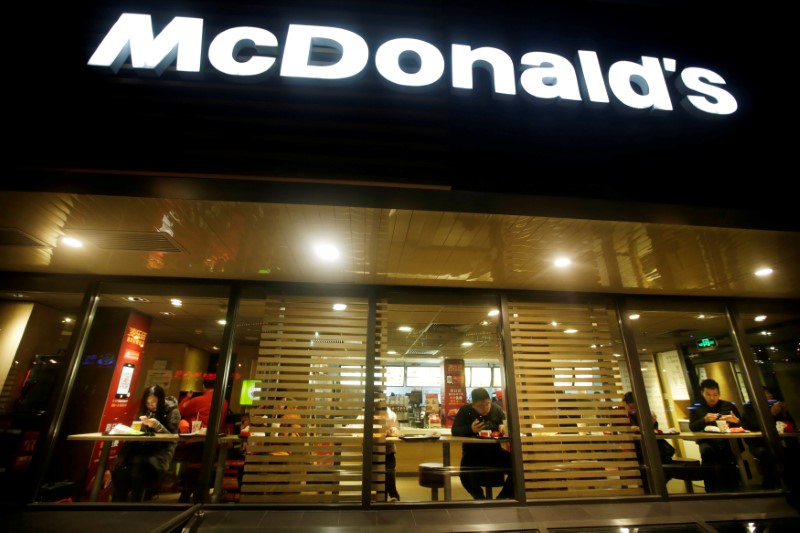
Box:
[88,13,737,116]
[696,337,718,350]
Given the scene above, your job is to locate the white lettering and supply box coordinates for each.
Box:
[577,51,609,104]
[519,52,581,101]
[680,67,738,115]
[375,38,444,87]
[452,45,516,95]
[87,13,739,117]
[607,56,672,111]
[208,27,278,76]
[88,13,202,74]
[280,24,368,80]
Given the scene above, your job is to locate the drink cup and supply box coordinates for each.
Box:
[131,420,143,432]
[716,420,728,432]
[479,429,491,438]
[776,421,787,434]
[192,420,202,433]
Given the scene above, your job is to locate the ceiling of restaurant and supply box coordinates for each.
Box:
[1,188,799,360]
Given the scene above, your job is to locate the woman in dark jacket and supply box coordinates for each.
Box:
[111,384,181,501]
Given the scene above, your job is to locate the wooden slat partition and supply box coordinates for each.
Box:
[508,300,644,499]
[241,296,385,503]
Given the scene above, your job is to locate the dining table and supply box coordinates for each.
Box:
[389,434,509,500]
[655,430,763,490]
[67,431,238,502]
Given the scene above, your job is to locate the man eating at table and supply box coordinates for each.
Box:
[689,378,747,492]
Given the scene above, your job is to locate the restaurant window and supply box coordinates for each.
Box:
[0,277,88,504]
[507,297,636,499]
[732,301,800,495]
[42,281,230,504]
[374,291,507,502]
[622,301,778,496]
[236,290,372,504]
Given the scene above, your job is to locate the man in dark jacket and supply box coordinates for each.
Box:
[688,378,746,492]
[451,388,514,500]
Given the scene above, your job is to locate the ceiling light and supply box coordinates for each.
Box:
[332,303,347,311]
[628,314,640,320]
[398,326,412,332]
[314,243,340,261]
[480,320,490,326]
[63,317,73,323]
[755,267,773,277]
[554,257,571,268]
[754,315,767,322]
[388,350,397,355]
[612,353,622,357]
[487,309,500,317]
[125,296,149,302]
[564,328,578,334]
[170,298,183,307]
[551,321,558,327]
[160,311,174,316]
[217,319,226,325]
[61,236,83,248]
[461,341,474,347]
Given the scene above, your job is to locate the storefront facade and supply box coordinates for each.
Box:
[3,0,799,512]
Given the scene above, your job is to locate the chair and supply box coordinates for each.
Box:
[663,457,703,493]
[418,462,446,500]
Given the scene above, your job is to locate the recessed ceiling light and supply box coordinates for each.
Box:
[755,267,773,277]
[332,303,347,311]
[217,319,226,325]
[461,341,474,347]
[551,321,558,327]
[63,317,73,323]
[564,328,578,334]
[170,298,183,307]
[160,311,174,316]
[480,320,490,326]
[313,243,340,261]
[754,315,767,322]
[628,314,640,320]
[398,326,412,332]
[612,353,622,357]
[388,350,397,355]
[61,236,83,248]
[487,309,499,317]
[125,296,149,302]
[554,257,571,268]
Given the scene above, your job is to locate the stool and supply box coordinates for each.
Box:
[663,457,703,493]
[418,462,446,501]
[480,470,506,499]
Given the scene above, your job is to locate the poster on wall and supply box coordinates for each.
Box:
[658,350,690,400]
[83,311,151,501]
[641,357,668,430]
[443,359,465,428]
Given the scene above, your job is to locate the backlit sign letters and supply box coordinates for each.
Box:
[88,13,738,116]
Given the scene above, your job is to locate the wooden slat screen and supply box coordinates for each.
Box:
[508,300,643,499]
[241,295,381,503]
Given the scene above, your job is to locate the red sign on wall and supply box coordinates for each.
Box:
[442,359,466,428]
[83,311,151,501]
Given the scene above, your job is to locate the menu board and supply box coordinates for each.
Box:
[443,359,466,428]
[384,366,405,387]
[470,367,491,387]
[658,350,690,400]
[406,366,441,387]
[492,367,503,388]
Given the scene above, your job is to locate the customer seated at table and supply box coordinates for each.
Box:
[175,378,229,503]
[622,392,675,479]
[111,384,180,502]
[688,378,747,493]
[451,387,514,500]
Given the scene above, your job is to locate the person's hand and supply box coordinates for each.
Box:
[704,413,719,423]
[471,418,486,434]
[720,412,739,424]
[140,417,157,428]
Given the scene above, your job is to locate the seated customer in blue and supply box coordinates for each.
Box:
[451,387,514,500]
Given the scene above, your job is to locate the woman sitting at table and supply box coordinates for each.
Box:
[111,384,181,502]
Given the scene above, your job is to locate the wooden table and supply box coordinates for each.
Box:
[390,435,509,500]
[656,431,763,490]
[67,432,238,502]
